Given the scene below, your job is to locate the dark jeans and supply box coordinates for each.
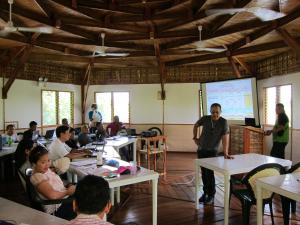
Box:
[270,142,287,159]
[197,148,218,196]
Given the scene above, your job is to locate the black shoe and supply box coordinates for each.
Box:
[198,194,206,203]
[204,195,214,205]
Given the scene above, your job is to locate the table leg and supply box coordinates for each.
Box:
[133,140,137,163]
[224,174,230,225]
[110,188,115,206]
[152,178,158,225]
[195,160,200,209]
[117,187,120,203]
[256,184,263,225]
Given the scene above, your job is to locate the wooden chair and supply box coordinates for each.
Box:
[281,162,300,225]
[230,163,285,225]
[138,135,167,179]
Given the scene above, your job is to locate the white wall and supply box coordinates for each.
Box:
[164,83,200,124]
[85,83,199,125]
[257,72,300,163]
[0,79,81,130]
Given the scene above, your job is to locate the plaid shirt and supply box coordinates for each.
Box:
[63,214,114,225]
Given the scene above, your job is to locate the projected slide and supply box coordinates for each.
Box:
[203,78,257,122]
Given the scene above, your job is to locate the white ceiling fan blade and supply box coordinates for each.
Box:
[206,8,246,16]
[246,7,285,21]
[95,46,107,54]
[105,52,129,57]
[17,26,53,33]
[196,47,226,52]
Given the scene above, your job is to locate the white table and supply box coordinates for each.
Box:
[0,144,18,158]
[256,172,300,225]
[105,136,137,162]
[0,197,67,225]
[70,160,159,225]
[194,153,292,225]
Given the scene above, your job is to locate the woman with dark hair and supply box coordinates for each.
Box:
[14,139,34,175]
[29,146,76,220]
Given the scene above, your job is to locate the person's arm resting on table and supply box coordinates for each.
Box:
[222,133,233,159]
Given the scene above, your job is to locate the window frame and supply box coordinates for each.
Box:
[94,91,130,124]
[263,84,292,126]
[41,89,74,126]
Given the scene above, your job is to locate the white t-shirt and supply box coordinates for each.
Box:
[48,138,71,161]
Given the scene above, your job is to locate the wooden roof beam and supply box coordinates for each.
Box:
[233,56,253,75]
[34,0,53,18]
[227,55,241,78]
[2,45,32,99]
[166,37,300,66]
[0,46,26,68]
[277,28,300,58]
[51,0,148,32]
[228,5,300,52]
[76,0,144,14]
[81,62,92,124]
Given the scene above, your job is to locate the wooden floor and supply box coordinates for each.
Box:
[1,152,299,225]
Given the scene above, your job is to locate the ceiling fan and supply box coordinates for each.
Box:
[206,7,285,21]
[0,0,53,36]
[190,25,227,53]
[91,33,129,57]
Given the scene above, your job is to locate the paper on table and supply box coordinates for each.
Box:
[70,159,96,166]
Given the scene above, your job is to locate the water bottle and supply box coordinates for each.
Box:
[97,151,103,167]
[7,136,12,147]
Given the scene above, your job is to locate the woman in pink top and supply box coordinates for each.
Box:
[29,145,76,220]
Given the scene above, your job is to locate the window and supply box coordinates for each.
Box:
[42,90,74,126]
[95,92,129,123]
[264,85,291,125]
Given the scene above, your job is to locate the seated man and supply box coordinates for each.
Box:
[106,116,125,137]
[95,122,107,141]
[65,127,79,149]
[3,124,18,143]
[48,126,90,172]
[65,175,113,225]
[23,121,39,141]
[78,125,92,147]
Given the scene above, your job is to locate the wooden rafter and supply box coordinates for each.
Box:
[81,62,92,124]
[52,0,148,33]
[77,0,144,15]
[277,28,300,58]
[166,5,300,66]
[2,45,32,99]
[227,56,241,78]
[34,0,52,18]
[233,56,253,75]
[0,46,26,68]
[166,37,300,66]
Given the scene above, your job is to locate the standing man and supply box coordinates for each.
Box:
[264,103,289,159]
[88,103,102,133]
[193,103,232,204]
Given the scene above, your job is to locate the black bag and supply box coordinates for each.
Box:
[141,130,157,137]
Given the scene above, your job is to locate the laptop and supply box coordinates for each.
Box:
[126,128,136,136]
[44,129,54,139]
